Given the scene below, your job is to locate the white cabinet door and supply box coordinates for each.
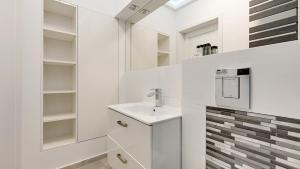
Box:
[108,109,152,169]
[131,24,157,71]
[107,136,146,169]
[78,7,118,141]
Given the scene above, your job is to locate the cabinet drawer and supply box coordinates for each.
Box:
[107,136,145,169]
[108,109,151,169]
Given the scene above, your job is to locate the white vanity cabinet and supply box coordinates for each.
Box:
[107,136,146,169]
[107,108,182,169]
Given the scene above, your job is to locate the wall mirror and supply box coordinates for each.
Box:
[127,0,299,71]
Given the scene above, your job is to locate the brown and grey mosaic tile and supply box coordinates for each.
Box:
[206,106,300,169]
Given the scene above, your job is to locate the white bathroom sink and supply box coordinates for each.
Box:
[108,102,181,125]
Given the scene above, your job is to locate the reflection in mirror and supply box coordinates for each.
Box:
[129,0,299,71]
[131,24,172,70]
[129,0,228,71]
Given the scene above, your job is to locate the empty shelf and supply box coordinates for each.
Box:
[44,113,76,123]
[43,135,76,150]
[44,59,76,66]
[43,90,76,94]
[44,27,76,41]
[158,50,170,56]
[44,0,76,18]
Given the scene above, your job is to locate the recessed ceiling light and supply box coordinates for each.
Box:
[129,4,138,11]
[166,0,197,10]
[139,9,150,15]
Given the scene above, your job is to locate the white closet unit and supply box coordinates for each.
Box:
[77,7,119,142]
[42,0,77,150]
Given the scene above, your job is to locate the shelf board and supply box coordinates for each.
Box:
[158,50,170,56]
[44,27,76,41]
[43,90,76,94]
[43,135,76,150]
[44,0,76,18]
[44,59,76,66]
[44,113,76,123]
[158,33,169,40]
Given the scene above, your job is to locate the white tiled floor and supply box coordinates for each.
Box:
[76,158,112,169]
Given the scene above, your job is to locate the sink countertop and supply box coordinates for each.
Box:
[108,102,182,125]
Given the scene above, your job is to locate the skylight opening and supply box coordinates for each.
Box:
[166,0,197,10]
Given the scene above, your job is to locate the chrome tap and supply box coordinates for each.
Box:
[147,88,163,107]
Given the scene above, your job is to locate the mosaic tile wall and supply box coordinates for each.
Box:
[249,0,298,48]
[206,106,300,169]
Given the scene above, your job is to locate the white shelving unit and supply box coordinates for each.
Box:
[157,33,170,67]
[42,0,77,150]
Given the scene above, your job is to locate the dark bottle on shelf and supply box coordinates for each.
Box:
[205,43,212,55]
[202,44,207,56]
[196,45,203,57]
[211,46,218,54]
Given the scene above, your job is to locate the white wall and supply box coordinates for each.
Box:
[119,65,182,108]
[138,6,176,37]
[63,0,123,17]
[176,0,249,53]
[182,41,300,169]
[0,0,17,168]
[16,0,121,169]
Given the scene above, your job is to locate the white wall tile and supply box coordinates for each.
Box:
[119,64,182,107]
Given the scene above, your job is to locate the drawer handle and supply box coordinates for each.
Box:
[117,153,128,164]
[117,120,128,127]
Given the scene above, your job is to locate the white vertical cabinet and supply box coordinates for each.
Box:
[77,8,119,141]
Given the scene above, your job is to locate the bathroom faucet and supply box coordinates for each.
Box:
[147,88,163,107]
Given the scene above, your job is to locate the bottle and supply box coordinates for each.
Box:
[199,45,204,57]
[202,44,207,56]
[211,46,218,54]
[205,43,212,55]
[195,45,202,57]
